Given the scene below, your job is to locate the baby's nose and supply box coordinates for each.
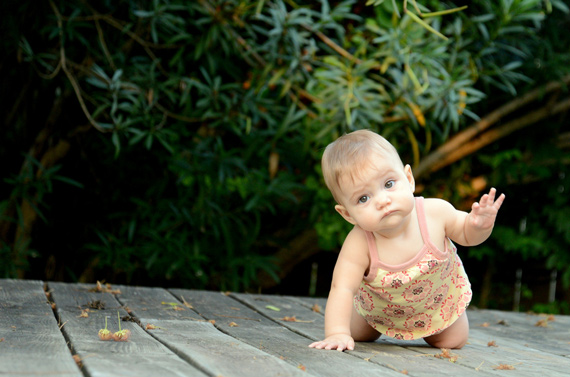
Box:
[375,192,391,208]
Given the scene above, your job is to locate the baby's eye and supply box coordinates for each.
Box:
[358,196,369,204]
[385,180,395,189]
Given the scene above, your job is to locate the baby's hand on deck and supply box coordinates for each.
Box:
[469,188,505,229]
[308,334,355,352]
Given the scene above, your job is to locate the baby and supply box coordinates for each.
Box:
[309,129,505,351]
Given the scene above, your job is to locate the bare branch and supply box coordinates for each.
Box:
[415,75,570,178]
[48,0,112,133]
[416,95,570,178]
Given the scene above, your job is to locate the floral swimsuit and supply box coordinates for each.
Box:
[354,197,472,340]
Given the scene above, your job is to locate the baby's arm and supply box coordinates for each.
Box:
[309,227,369,351]
[442,188,505,246]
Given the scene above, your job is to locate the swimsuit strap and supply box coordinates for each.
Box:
[365,230,379,265]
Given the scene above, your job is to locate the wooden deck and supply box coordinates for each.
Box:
[1,279,569,376]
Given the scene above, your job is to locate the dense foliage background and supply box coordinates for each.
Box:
[1,0,569,313]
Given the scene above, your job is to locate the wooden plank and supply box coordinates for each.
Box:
[467,329,570,374]
[232,293,500,377]
[251,294,570,376]
[48,281,207,377]
[0,279,82,377]
[467,309,570,357]
[169,288,414,377]
[115,284,307,377]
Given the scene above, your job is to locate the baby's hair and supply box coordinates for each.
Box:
[322,129,403,203]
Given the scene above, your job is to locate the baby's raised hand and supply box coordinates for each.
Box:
[469,188,505,229]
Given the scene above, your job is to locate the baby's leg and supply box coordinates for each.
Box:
[350,305,381,342]
[424,312,469,349]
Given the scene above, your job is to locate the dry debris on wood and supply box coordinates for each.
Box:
[161,301,186,311]
[494,364,516,370]
[535,315,556,327]
[78,309,89,318]
[87,300,105,310]
[279,316,314,323]
[89,281,121,295]
[434,348,458,362]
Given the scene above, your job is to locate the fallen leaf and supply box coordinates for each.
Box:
[266,305,281,311]
[480,322,490,327]
[161,301,185,311]
[145,324,157,330]
[78,310,89,318]
[229,322,239,327]
[434,348,458,362]
[400,370,409,375]
[535,319,549,327]
[311,304,321,313]
[180,296,193,309]
[73,355,83,368]
[208,320,216,325]
[87,300,105,310]
[89,281,121,294]
[487,340,498,347]
[298,364,306,371]
[121,315,140,325]
[494,364,515,370]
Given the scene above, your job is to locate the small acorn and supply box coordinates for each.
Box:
[111,311,130,341]
[98,316,112,341]
[112,329,130,342]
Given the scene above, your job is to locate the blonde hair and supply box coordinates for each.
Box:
[322,129,403,203]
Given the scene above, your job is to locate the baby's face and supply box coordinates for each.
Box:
[335,155,415,234]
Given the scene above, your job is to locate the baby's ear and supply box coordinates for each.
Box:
[335,204,356,225]
[404,164,415,192]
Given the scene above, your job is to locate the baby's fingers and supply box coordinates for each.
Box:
[309,339,353,352]
[493,193,506,210]
[480,188,505,208]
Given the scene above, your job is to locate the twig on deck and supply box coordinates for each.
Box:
[215,314,262,322]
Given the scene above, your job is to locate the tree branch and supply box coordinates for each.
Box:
[415,75,570,178]
[49,0,112,134]
[416,96,570,178]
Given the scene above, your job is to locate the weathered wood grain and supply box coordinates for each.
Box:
[0,279,82,377]
[236,293,570,376]
[48,281,207,377]
[232,293,498,377]
[115,284,307,377]
[467,309,570,357]
[3,279,570,377]
[170,289,406,377]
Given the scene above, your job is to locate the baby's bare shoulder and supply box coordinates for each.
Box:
[423,198,461,225]
[339,226,370,265]
[423,197,456,214]
[342,226,368,249]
